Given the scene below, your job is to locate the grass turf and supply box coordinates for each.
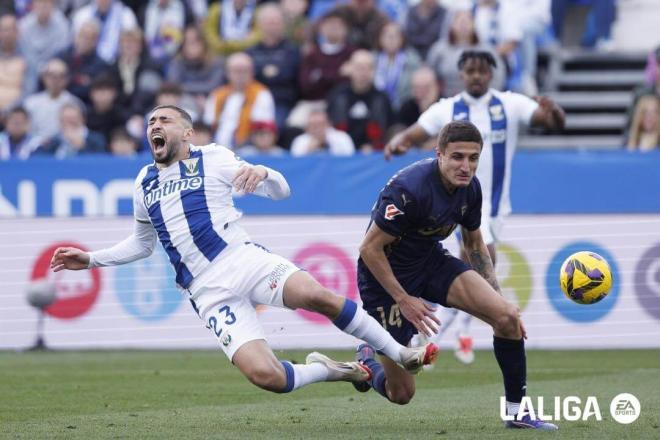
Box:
[0,349,658,439]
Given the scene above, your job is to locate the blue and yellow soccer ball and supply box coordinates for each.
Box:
[559,251,612,304]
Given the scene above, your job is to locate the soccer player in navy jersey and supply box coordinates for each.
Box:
[355,120,558,430]
[50,105,438,396]
[385,50,565,365]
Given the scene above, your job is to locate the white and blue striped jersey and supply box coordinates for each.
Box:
[130,143,289,288]
[418,89,538,219]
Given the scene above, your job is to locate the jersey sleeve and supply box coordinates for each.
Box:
[508,92,539,125]
[461,178,483,231]
[205,144,248,184]
[133,168,150,223]
[372,182,420,237]
[417,99,452,136]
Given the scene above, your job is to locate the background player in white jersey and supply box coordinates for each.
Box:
[385,50,565,363]
[50,105,438,395]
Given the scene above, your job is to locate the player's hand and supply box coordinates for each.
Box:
[383,132,412,161]
[50,247,90,272]
[397,296,440,337]
[233,165,268,193]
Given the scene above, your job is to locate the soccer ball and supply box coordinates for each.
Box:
[559,251,612,304]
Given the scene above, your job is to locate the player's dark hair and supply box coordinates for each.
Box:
[437,120,483,151]
[457,50,497,70]
[150,105,193,128]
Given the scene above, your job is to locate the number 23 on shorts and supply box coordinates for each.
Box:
[207,305,237,337]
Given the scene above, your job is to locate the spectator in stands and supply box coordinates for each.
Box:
[290,108,355,156]
[203,52,275,149]
[281,0,309,47]
[426,10,506,97]
[515,0,551,95]
[552,0,616,50]
[18,0,71,93]
[86,76,126,144]
[289,11,355,128]
[0,106,41,160]
[403,0,448,60]
[57,19,113,104]
[141,0,186,62]
[247,3,300,131]
[396,66,440,134]
[373,22,421,112]
[23,58,83,142]
[472,0,525,91]
[330,0,388,50]
[108,127,138,156]
[72,0,138,63]
[0,14,28,112]
[190,121,212,146]
[203,0,260,56]
[626,96,659,152]
[625,47,660,145]
[326,49,392,152]
[166,25,224,116]
[113,28,163,117]
[235,120,287,156]
[34,102,106,157]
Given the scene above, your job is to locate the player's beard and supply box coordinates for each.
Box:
[152,140,180,165]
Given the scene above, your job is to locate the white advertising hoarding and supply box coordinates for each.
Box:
[1,215,659,350]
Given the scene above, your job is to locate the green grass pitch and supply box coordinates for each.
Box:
[1,349,658,439]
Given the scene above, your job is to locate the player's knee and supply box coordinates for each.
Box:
[245,365,283,392]
[388,386,415,405]
[494,306,520,337]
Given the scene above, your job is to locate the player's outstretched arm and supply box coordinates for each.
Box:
[531,96,566,131]
[233,164,290,200]
[51,220,157,272]
[50,247,90,272]
[359,223,440,336]
[383,123,430,161]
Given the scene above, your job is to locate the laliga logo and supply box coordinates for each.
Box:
[500,393,641,423]
[292,242,358,324]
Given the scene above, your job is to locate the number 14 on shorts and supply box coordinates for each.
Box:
[376,304,402,329]
[207,305,237,338]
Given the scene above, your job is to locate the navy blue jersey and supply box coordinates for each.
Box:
[358,158,482,299]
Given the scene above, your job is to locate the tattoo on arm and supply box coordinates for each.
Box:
[469,249,501,293]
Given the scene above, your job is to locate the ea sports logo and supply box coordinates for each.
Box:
[30,242,101,319]
[610,393,641,424]
[292,243,358,324]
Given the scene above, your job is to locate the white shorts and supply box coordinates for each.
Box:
[183,242,300,360]
[455,215,504,246]
[480,214,504,245]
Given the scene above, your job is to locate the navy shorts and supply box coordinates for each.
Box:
[359,250,471,345]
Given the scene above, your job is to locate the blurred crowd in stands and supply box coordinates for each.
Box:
[0,0,656,160]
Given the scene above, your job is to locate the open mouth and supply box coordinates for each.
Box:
[151,133,165,149]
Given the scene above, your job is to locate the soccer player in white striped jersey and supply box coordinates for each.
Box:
[50,105,438,395]
[384,50,565,365]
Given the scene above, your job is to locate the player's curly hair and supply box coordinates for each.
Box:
[457,50,497,70]
[437,120,483,151]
